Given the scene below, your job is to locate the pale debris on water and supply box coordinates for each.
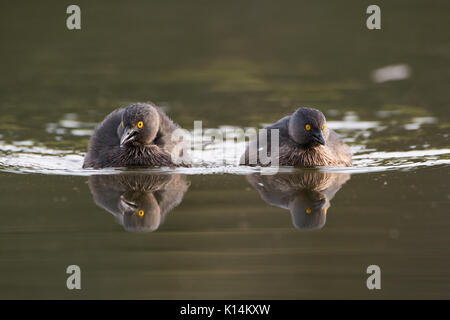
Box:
[372,64,411,83]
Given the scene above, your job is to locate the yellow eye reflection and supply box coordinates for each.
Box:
[121,122,124,128]
[323,124,327,130]
[305,124,311,131]
[305,208,312,214]
[137,121,144,128]
[138,210,144,217]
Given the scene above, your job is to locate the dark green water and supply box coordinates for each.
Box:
[0,1,449,299]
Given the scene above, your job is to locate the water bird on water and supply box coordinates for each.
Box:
[241,107,352,167]
[83,102,189,168]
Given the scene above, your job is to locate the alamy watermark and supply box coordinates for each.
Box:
[66,5,81,30]
[366,5,381,30]
[366,265,381,290]
[170,121,280,174]
[66,5,380,31]
[66,265,81,290]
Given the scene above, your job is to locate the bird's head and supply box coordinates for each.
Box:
[118,103,160,147]
[288,107,328,148]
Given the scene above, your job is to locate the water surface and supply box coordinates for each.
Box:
[0,0,449,299]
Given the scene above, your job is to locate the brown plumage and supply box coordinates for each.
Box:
[83,102,190,169]
[241,107,352,167]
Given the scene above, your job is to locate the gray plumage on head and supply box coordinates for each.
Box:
[288,108,328,146]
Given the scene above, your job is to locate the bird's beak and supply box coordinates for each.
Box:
[312,132,325,146]
[120,127,137,146]
[119,195,138,211]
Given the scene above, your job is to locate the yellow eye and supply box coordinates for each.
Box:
[306,208,312,214]
[323,124,326,130]
[121,122,124,128]
[305,124,311,131]
[122,210,125,215]
[138,210,144,217]
[137,121,143,128]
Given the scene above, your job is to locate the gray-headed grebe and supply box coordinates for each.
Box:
[241,107,352,167]
[83,102,189,168]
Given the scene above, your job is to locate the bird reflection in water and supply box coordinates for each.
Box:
[88,174,190,232]
[246,171,350,230]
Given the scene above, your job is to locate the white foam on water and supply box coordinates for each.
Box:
[0,140,448,176]
[1,117,448,176]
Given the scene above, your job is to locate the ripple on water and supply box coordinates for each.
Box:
[0,115,449,176]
